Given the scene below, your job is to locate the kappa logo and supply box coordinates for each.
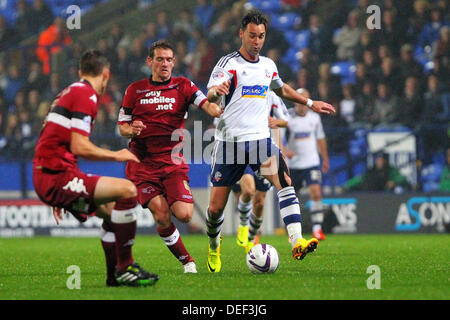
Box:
[89,94,97,103]
[63,177,88,195]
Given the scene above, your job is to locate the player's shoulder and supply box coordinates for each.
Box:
[308,110,322,122]
[62,81,97,102]
[216,51,240,68]
[259,55,277,67]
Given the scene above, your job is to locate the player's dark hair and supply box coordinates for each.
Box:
[148,40,175,58]
[79,49,109,76]
[241,10,269,31]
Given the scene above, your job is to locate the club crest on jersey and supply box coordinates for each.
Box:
[242,85,268,98]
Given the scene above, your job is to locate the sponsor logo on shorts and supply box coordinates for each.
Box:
[214,171,223,182]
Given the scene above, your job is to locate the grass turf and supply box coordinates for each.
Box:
[0,234,449,300]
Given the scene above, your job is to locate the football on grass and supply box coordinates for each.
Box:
[246,244,279,274]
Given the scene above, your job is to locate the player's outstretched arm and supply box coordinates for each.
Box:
[70,132,140,162]
[274,83,336,115]
[207,80,231,102]
[201,101,223,118]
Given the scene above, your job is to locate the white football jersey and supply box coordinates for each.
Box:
[286,109,325,169]
[267,91,290,122]
[207,51,284,142]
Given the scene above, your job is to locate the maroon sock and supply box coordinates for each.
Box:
[111,197,138,272]
[157,222,194,265]
[101,221,117,281]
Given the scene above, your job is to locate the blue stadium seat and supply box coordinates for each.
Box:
[270,12,301,31]
[331,61,356,85]
[423,181,440,193]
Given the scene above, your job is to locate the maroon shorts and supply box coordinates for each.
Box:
[33,166,101,222]
[126,160,193,208]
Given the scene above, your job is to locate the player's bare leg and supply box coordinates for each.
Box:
[206,186,231,273]
[149,196,196,273]
[262,155,318,260]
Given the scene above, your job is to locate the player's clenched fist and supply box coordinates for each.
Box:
[131,120,146,137]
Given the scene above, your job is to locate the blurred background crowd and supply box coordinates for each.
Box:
[0,0,448,193]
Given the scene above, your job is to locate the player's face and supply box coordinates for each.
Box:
[294,103,308,116]
[148,48,175,82]
[240,23,266,60]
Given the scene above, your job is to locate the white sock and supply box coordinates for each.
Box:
[277,186,303,247]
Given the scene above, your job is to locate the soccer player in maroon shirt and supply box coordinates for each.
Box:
[33,50,159,287]
[118,40,222,273]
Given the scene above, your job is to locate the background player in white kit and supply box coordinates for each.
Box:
[204,10,335,273]
[285,88,330,241]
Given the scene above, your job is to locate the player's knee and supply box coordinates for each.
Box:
[241,188,255,201]
[153,210,171,227]
[253,197,265,212]
[176,208,193,223]
[208,205,224,219]
[122,181,137,199]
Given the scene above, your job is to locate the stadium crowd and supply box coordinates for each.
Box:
[0,0,448,191]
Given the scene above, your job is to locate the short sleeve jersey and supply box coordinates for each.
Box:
[286,109,325,169]
[118,77,207,157]
[33,80,99,170]
[207,51,283,142]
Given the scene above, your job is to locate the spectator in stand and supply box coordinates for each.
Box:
[296,68,314,95]
[361,48,379,81]
[378,8,405,56]
[36,17,72,75]
[339,84,356,125]
[187,38,215,90]
[156,10,172,39]
[31,0,54,33]
[98,38,118,72]
[143,22,157,49]
[307,13,334,62]
[1,113,22,159]
[343,152,410,192]
[354,80,376,125]
[408,0,430,44]
[439,148,450,193]
[423,74,447,122]
[316,62,341,101]
[108,23,125,50]
[354,30,375,63]
[194,0,214,29]
[398,43,424,86]
[418,6,449,49]
[14,0,35,40]
[266,48,294,85]
[397,76,424,127]
[373,82,399,126]
[42,72,63,102]
[4,65,24,104]
[433,26,450,59]
[25,61,48,92]
[333,9,362,61]
[0,15,19,51]
[376,56,402,96]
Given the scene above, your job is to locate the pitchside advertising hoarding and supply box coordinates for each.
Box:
[0,193,449,237]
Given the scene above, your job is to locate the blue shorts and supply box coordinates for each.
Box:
[290,166,322,190]
[210,138,280,187]
[231,166,272,193]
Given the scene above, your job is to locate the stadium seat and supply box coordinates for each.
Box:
[270,12,301,31]
[331,61,356,85]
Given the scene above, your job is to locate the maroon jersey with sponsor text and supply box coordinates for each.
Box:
[118,77,207,163]
[33,80,99,170]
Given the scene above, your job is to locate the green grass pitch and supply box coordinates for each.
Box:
[0,234,449,300]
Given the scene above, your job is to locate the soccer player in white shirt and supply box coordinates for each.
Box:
[285,88,330,241]
[204,10,335,273]
[234,91,290,252]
